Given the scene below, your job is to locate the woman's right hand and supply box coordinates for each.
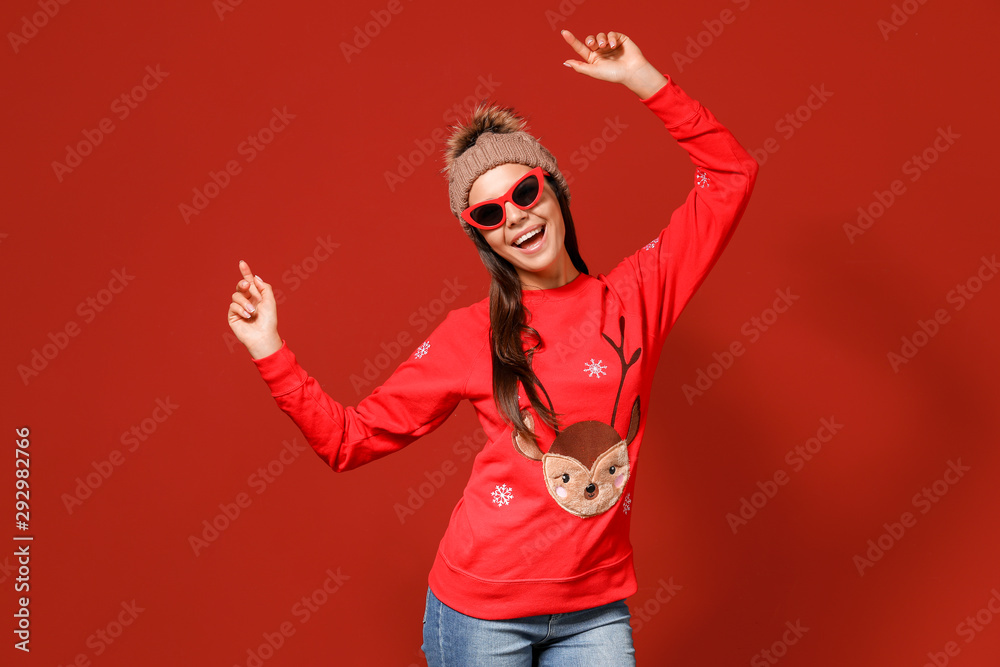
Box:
[228,260,282,359]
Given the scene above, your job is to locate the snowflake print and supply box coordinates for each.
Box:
[414,341,430,359]
[584,358,607,378]
[696,169,711,189]
[643,238,659,251]
[492,484,513,507]
[623,493,632,514]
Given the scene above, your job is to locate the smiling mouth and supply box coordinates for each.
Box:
[513,225,545,248]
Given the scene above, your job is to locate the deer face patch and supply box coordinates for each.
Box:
[512,315,641,518]
[542,426,632,517]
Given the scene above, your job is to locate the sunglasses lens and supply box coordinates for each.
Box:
[512,174,541,207]
[470,203,504,227]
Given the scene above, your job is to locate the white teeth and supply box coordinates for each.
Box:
[515,227,542,246]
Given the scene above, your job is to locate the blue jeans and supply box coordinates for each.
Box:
[421,587,636,666]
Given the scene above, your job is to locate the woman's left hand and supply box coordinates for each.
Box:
[560,30,660,93]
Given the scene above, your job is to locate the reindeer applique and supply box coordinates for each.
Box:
[512,316,642,518]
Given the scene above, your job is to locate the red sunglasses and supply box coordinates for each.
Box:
[462,167,550,230]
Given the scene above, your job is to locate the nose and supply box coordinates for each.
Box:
[584,483,598,499]
[506,201,528,226]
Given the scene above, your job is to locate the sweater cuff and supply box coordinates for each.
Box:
[639,74,702,129]
[251,339,308,397]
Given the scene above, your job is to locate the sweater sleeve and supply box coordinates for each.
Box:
[250,310,481,472]
[605,74,759,344]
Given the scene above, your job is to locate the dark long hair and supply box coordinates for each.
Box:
[461,175,589,443]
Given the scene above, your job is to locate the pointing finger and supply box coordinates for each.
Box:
[239,260,254,282]
[560,29,593,61]
[238,260,263,301]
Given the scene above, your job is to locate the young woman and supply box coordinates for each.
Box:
[227,28,758,665]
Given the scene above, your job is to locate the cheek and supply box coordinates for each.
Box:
[556,486,567,498]
[541,206,564,237]
[482,229,508,254]
[614,474,625,489]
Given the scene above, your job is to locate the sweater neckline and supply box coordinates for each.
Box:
[520,271,590,301]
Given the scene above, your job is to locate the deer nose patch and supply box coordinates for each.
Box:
[585,483,598,499]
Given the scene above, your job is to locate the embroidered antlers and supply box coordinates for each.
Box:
[603,315,641,429]
[512,316,642,518]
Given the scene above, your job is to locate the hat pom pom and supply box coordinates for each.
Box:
[444,103,527,173]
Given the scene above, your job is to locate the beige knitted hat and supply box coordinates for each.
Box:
[443,102,571,224]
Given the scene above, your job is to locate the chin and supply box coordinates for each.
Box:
[506,241,550,266]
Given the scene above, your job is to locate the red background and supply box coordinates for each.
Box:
[4,0,999,665]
